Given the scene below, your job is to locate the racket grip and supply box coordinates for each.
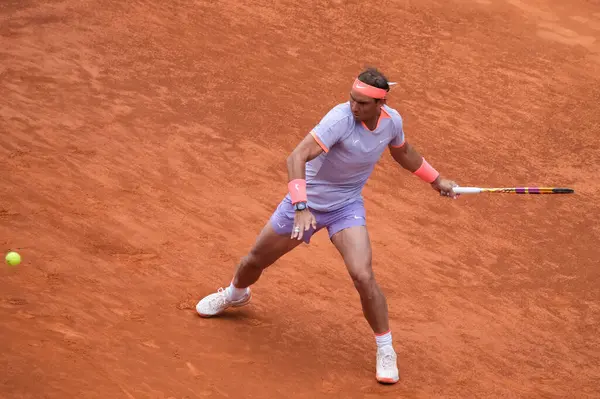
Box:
[453,187,481,194]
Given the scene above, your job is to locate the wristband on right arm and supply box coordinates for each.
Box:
[288,178,307,204]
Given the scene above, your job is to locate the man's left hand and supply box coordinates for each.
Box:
[431,177,459,199]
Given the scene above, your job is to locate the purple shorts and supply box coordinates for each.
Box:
[269,196,366,244]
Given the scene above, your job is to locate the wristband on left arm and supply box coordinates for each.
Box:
[413,158,440,183]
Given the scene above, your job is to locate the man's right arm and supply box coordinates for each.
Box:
[285,109,349,211]
[286,132,324,240]
[286,132,325,181]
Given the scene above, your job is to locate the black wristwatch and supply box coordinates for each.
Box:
[294,201,307,211]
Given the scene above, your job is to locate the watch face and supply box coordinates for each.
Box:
[295,202,306,210]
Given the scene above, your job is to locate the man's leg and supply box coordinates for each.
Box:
[330,225,400,384]
[196,198,312,317]
[231,221,305,289]
[331,226,389,333]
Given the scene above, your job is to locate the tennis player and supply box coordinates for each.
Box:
[196,68,459,384]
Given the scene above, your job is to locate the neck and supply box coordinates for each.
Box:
[364,108,381,131]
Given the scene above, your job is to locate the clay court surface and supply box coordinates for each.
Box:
[1,0,600,397]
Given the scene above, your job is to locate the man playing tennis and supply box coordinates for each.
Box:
[196,68,459,384]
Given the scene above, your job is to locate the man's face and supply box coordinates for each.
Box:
[349,90,383,121]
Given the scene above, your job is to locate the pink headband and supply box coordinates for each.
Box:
[352,78,388,99]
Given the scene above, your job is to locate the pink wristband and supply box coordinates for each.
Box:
[288,178,307,204]
[413,158,440,183]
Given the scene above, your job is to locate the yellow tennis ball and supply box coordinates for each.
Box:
[5,251,21,266]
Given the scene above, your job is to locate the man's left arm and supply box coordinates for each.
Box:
[388,141,459,199]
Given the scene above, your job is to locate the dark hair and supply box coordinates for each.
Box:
[357,67,390,92]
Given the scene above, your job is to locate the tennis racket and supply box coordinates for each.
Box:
[453,186,575,195]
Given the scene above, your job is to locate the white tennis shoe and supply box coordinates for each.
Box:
[196,287,252,317]
[376,345,400,384]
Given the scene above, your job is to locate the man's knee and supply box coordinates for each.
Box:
[350,267,376,294]
[241,245,278,271]
[241,251,264,270]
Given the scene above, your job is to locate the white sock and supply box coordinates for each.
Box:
[375,330,393,349]
[226,282,247,301]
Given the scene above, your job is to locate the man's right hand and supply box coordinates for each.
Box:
[292,209,317,241]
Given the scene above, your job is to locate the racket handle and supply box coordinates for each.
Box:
[452,187,481,194]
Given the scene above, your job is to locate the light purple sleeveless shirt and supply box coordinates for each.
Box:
[290,101,406,212]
